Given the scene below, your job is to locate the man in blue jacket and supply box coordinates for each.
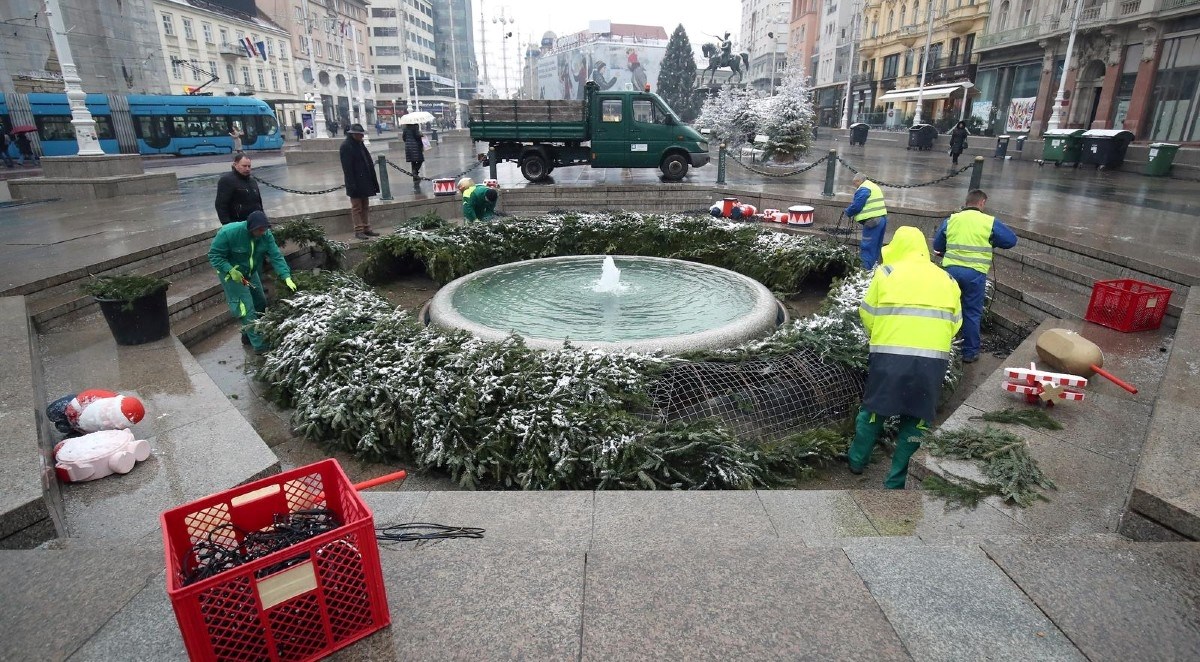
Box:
[933,189,1018,363]
[208,211,296,354]
[844,173,888,269]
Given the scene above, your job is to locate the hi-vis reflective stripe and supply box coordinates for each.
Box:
[238,301,248,318]
[249,238,255,272]
[869,344,952,360]
[860,200,886,213]
[946,243,993,252]
[860,303,962,323]
[944,253,992,265]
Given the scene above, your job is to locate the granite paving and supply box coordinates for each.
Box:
[590,491,778,549]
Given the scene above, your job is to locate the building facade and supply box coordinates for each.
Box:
[430,0,479,126]
[367,0,438,126]
[742,0,794,90]
[1,0,170,96]
[813,0,860,125]
[788,0,823,81]
[975,0,1200,140]
[855,0,989,127]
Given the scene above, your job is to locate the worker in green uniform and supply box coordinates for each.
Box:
[848,225,962,488]
[207,210,296,354]
[457,177,499,222]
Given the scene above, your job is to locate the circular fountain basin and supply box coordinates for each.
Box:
[427,255,780,353]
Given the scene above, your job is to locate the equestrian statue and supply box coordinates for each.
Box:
[701,32,750,85]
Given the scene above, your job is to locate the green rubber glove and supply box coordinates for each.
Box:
[285,277,297,292]
[227,266,244,282]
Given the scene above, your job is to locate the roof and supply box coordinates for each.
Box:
[156,0,287,34]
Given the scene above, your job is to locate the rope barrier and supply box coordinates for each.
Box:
[384,156,481,183]
[836,157,973,189]
[253,176,344,195]
[725,152,830,178]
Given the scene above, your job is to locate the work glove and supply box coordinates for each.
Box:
[227,266,244,282]
[285,277,297,292]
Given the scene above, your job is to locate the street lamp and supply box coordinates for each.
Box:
[493,10,515,99]
[840,0,863,130]
[1047,0,1085,130]
[912,0,937,125]
[958,81,975,123]
[766,32,781,94]
[448,0,462,128]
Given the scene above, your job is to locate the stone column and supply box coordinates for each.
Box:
[1090,30,1125,129]
[1122,22,1162,139]
[1030,39,1060,138]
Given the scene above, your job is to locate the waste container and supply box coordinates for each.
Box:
[849,122,870,146]
[994,135,1011,158]
[1080,129,1135,170]
[1039,128,1085,167]
[907,124,936,151]
[1143,142,1180,177]
[1015,135,1027,156]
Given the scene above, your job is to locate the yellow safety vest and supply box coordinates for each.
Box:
[942,208,995,275]
[853,180,887,223]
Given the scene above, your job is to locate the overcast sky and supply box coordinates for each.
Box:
[471,0,745,96]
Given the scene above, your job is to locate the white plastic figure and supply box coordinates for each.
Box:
[54,429,151,483]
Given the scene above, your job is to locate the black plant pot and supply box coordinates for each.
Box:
[95,285,171,346]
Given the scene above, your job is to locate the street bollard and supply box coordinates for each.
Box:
[969,156,984,191]
[377,155,392,201]
[822,149,837,197]
[488,148,498,180]
[717,144,726,185]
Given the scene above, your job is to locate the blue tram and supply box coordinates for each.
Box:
[0,93,282,157]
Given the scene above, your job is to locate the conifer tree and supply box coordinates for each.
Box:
[656,25,701,122]
[759,54,816,163]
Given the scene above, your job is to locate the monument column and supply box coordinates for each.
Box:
[1122,22,1162,139]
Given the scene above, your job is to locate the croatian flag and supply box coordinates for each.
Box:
[242,37,258,58]
[255,40,268,61]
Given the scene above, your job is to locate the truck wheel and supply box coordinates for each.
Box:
[520,155,550,181]
[660,154,689,180]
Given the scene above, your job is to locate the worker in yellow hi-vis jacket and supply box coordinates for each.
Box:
[207,211,295,354]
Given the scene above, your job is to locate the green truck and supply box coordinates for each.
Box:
[469,81,710,182]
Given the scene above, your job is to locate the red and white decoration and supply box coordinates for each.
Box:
[1002,362,1088,405]
[64,389,145,433]
[54,429,151,483]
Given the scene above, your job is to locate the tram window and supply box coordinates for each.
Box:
[35,115,74,140]
[260,115,278,136]
[242,118,258,138]
[94,116,116,139]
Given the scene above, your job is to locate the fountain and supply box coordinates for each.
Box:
[427,255,781,353]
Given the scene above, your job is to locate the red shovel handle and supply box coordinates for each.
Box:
[353,470,408,491]
[1091,364,1138,395]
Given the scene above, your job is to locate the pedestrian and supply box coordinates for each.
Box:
[304,125,314,139]
[375,121,384,136]
[844,173,888,269]
[329,120,339,137]
[213,153,263,225]
[15,132,39,167]
[457,178,499,222]
[402,122,424,186]
[932,189,1018,364]
[293,122,303,141]
[339,123,380,240]
[207,211,296,354]
[229,124,244,153]
[949,121,969,166]
[847,226,962,488]
[0,133,14,168]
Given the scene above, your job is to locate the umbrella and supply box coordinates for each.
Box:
[9,125,36,134]
[398,111,435,125]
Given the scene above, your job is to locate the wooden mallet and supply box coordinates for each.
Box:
[1035,329,1138,394]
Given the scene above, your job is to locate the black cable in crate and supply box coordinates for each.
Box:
[181,508,341,586]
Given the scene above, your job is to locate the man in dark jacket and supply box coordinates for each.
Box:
[214,153,263,225]
[339,123,380,239]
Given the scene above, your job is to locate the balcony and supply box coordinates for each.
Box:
[942,4,988,34]
[977,23,1041,50]
[218,43,247,58]
[851,72,875,84]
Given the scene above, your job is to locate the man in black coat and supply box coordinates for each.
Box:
[213,153,263,225]
[339,123,380,239]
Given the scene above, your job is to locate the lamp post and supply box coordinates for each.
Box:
[448,0,462,128]
[45,0,103,155]
[299,0,326,138]
[840,0,862,130]
[958,81,975,123]
[351,22,369,144]
[912,0,937,125]
[493,10,515,99]
[1047,0,1085,130]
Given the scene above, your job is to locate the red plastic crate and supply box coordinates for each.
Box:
[1085,278,1172,333]
[162,459,389,661]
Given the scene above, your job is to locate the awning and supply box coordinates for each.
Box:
[878,83,974,104]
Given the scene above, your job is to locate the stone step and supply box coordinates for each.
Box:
[992,262,1088,323]
[174,298,236,348]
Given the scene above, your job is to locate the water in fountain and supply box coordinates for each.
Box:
[594,256,624,293]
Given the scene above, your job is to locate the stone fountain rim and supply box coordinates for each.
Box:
[426,254,781,354]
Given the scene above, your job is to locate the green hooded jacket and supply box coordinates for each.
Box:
[207,221,292,282]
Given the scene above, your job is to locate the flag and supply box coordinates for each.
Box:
[255,41,268,61]
[242,37,257,58]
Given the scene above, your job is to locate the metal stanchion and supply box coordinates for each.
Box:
[717,144,726,185]
[823,149,837,197]
[377,155,392,201]
[969,156,984,191]
[488,148,498,180]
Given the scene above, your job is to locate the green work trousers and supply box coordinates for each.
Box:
[220,271,268,350]
[848,408,928,489]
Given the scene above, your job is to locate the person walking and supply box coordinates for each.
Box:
[229,124,244,153]
[932,189,1018,364]
[293,122,303,141]
[15,132,39,167]
[847,226,962,488]
[1,133,14,168]
[949,121,969,166]
[207,211,295,354]
[844,173,888,269]
[329,120,339,137]
[457,178,499,222]
[339,123,380,240]
[214,153,263,225]
[401,122,425,186]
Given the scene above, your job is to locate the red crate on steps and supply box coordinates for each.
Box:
[1084,278,1172,332]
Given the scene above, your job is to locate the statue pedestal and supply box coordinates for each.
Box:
[8,154,177,201]
[284,137,343,165]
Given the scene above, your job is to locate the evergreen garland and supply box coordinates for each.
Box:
[271,217,348,270]
[971,408,1064,430]
[656,25,701,122]
[922,425,1056,508]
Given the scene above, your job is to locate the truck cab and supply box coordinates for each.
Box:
[589,88,710,179]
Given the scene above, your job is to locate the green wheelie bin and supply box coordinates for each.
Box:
[1039,128,1085,167]
[1143,142,1180,176]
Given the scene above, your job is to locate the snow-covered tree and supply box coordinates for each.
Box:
[757,54,817,162]
[656,25,701,122]
[694,85,767,146]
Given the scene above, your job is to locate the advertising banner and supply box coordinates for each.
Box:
[1006,97,1036,132]
[534,41,666,100]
